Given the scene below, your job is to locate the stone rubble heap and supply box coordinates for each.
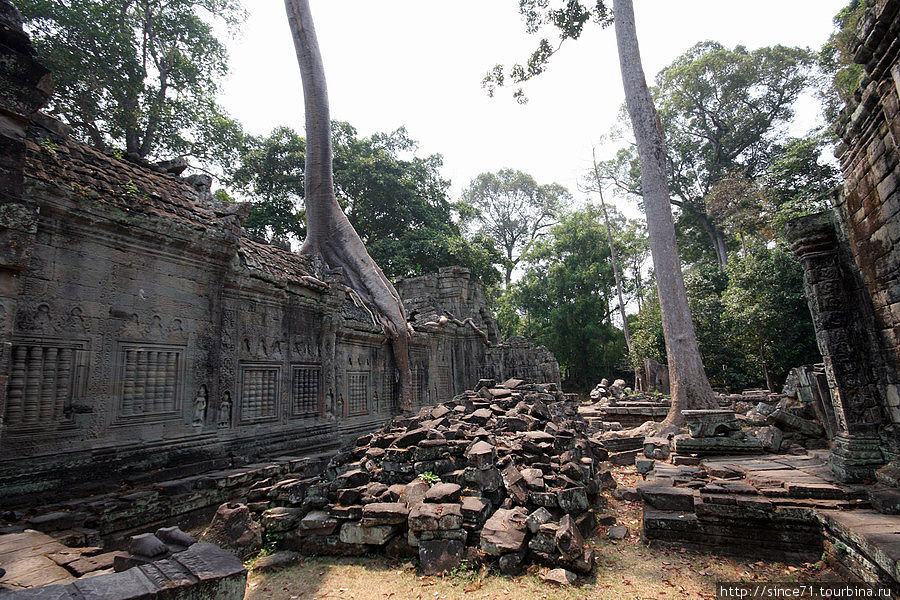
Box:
[253,379,616,576]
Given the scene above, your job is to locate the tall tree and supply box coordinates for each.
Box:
[17,0,245,166]
[284,0,413,410]
[461,169,567,286]
[604,42,816,266]
[487,0,719,422]
[613,0,718,422]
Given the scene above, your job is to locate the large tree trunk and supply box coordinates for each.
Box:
[285,0,413,411]
[613,0,718,426]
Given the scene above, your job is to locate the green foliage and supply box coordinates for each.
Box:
[629,293,664,367]
[229,123,501,284]
[484,0,612,103]
[629,248,820,391]
[417,472,441,486]
[18,0,245,168]
[764,133,840,228]
[512,207,627,391]
[603,42,817,264]
[819,0,866,122]
[721,247,819,388]
[684,264,754,390]
[460,169,568,285]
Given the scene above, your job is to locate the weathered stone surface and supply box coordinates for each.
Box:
[400,479,431,507]
[251,551,301,573]
[638,486,696,512]
[261,507,304,533]
[424,483,462,503]
[418,539,464,574]
[128,533,169,559]
[480,508,528,555]
[555,515,584,561]
[607,526,628,540]
[556,486,589,513]
[339,522,397,546]
[200,503,263,559]
[526,507,553,533]
[541,568,577,586]
[298,511,339,534]
[465,441,496,470]
[869,488,900,515]
[408,503,463,532]
[459,496,491,527]
[361,503,409,526]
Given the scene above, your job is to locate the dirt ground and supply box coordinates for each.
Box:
[244,467,839,600]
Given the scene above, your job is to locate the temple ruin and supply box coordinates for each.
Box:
[0,0,898,597]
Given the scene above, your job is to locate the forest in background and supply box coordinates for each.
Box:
[15,0,867,392]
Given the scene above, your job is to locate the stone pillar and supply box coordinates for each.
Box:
[0,0,52,443]
[786,213,885,482]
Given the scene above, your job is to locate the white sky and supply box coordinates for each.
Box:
[219,0,847,212]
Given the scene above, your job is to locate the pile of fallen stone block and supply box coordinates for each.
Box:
[252,379,616,577]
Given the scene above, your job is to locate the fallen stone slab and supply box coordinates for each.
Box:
[252,551,302,573]
[869,488,900,515]
[766,409,824,438]
[425,483,462,503]
[638,485,696,512]
[542,568,577,585]
[673,434,765,455]
[480,508,528,555]
[408,503,463,532]
[339,522,397,546]
[418,539,464,574]
[609,449,641,466]
[361,503,410,526]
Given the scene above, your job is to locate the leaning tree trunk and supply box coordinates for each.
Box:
[285,0,413,411]
[613,0,718,425]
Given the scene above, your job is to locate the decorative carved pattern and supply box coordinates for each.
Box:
[436,365,452,401]
[239,365,279,421]
[118,344,183,418]
[292,364,321,417]
[347,371,369,416]
[6,342,81,427]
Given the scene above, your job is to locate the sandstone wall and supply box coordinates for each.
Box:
[0,12,559,504]
[787,0,900,481]
[834,0,900,433]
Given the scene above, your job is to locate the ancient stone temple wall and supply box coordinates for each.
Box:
[787,0,900,482]
[0,6,560,505]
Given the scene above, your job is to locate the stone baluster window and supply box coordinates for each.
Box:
[346,371,369,416]
[117,344,183,419]
[6,343,80,428]
[239,365,279,422]
[291,364,321,417]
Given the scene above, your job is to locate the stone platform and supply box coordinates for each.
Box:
[638,451,899,592]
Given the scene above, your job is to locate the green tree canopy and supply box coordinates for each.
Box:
[230,122,501,285]
[460,169,569,286]
[602,42,817,266]
[508,206,629,390]
[819,0,866,123]
[17,0,245,167]
[722,247,820,391]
